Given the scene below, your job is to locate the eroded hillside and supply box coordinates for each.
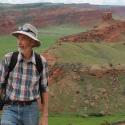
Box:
[43,12,125,114]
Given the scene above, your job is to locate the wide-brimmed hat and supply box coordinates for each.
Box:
[11,23,41,47]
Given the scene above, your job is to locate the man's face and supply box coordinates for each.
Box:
[17,34,33,51]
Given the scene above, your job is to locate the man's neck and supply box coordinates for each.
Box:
[21,49,33,60]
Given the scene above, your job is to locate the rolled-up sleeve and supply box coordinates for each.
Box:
[40,56,49,92]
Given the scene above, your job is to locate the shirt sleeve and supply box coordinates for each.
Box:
[0,52,13,89]
[40,56,49,92]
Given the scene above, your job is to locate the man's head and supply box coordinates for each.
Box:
[11,23,41,48]
[17,34,36,52]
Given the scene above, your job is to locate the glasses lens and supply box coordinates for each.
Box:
[23,27,28,31]
[18,25,36,36]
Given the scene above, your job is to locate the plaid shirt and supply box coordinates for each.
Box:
[0,51,48,101]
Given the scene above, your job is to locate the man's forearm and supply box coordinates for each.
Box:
[42,92,48,116]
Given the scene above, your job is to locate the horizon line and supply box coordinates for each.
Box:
[0,2,124,6]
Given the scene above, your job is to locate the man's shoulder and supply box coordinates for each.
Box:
[40,55,47,63]
[4,52,13,60]
[34,52,47,63]
[4,52,13,59]
[34,53,47,66]
[3,52,14,65]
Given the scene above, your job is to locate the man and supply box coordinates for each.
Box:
[0,23,48,125]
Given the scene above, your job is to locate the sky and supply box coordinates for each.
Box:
[0,0,125,5]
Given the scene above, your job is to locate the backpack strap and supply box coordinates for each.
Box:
[34,53,44,103]
[35,53,43,74]
[4,51,19,87]
[8,52,19,73]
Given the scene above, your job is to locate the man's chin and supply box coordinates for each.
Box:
[18,48,24,53]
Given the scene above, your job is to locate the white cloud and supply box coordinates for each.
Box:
[102,0,125,5]
[0,0,125,5]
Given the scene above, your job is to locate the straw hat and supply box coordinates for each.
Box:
[11,23,41,47]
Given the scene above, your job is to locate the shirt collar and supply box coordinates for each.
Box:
[18,50,36,65]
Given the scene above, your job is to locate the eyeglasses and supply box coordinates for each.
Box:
[18,26,36,37]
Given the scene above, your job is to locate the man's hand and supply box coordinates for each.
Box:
[39,114,48,125]
[38,92,48,125]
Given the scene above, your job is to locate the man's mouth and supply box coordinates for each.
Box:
[19,45,24,49]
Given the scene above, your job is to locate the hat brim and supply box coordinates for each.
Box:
[11,31,41,47]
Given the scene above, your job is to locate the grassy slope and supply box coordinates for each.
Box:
[50,42,125,65]
[49,113,125,125]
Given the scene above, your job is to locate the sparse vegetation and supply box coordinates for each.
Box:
[49,42,125,65]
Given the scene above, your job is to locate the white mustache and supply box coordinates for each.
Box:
[18,47,24,53]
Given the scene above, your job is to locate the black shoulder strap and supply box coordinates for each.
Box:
[35,53,43,74]
[4,51,19,87]
[8,51,19,73]
[34,53,44,103]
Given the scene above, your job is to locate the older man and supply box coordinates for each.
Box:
[0,23,48,125]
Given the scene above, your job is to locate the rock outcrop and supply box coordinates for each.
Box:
[102,12,113,22]
[58,12,125,43]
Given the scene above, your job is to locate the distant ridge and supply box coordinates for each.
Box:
[0,2,125,35]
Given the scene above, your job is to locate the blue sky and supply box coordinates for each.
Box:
[0,0,125,5]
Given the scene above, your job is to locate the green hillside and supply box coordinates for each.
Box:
[0,24,86,58]
[49,42,125,65]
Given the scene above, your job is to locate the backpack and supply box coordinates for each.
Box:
[0,51,44,110]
